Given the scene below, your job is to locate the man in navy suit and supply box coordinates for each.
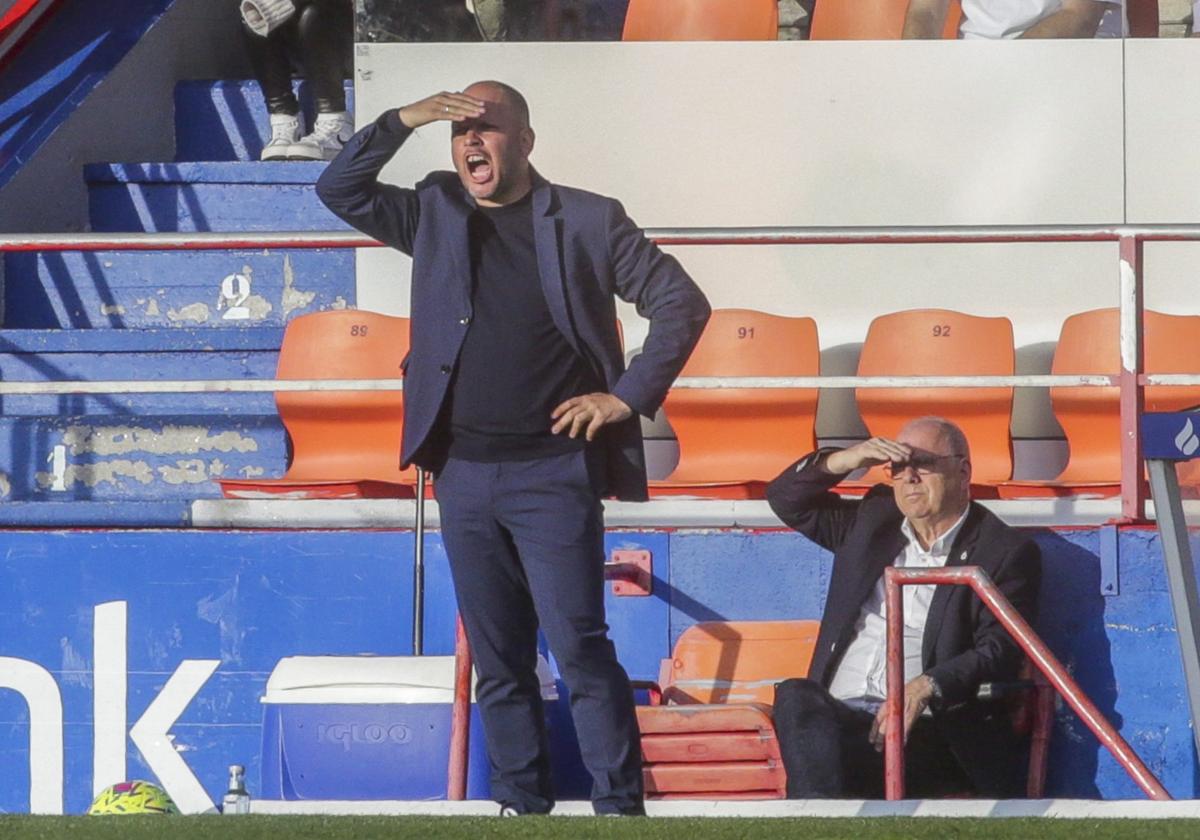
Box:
[317,82,710,815]
[766,417,1041,798]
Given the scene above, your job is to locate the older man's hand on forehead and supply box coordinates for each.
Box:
[398,91,487,130]
[823,437,912,476]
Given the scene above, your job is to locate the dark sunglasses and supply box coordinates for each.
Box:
[884,453,965,478]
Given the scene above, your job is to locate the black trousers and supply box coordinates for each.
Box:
[241,0,352,115]
[434,449,643,815]
[773,678,973,799]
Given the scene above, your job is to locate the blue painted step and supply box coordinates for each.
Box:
[86,162,351,232]
[0,328,291,501]
[4,249,355,328]
[174,80,356,162]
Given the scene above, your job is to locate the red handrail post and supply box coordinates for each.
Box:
[1118,234,1147,522]
[884,565,1171,800]
[883,570,906,800]
[447,615,473,800]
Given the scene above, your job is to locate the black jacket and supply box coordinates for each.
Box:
[766,451,1042,796]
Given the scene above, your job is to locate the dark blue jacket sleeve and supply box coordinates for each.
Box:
[315,110,421,255]
[606,201,711,419]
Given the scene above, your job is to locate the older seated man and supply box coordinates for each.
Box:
[766,417,1041,798]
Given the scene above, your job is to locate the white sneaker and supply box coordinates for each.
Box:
[261,113,301,161]
[288,112,353,161]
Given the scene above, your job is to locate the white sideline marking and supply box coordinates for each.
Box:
[249,799,1200,819]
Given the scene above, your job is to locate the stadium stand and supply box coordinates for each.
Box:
[845,309,1015,494]
[650,310,819,499]
[621,0,778,41]
[216,309,416,500]
[1000,309,1200,498]
[809,0,962,39]
[635,620,819,799]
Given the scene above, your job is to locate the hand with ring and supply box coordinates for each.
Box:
[398,91,487,130]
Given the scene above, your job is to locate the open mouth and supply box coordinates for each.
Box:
[465,153,492,184]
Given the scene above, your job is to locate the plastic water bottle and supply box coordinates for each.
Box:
[222,764,251,815]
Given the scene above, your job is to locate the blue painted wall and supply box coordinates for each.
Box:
[0,524,1195,813]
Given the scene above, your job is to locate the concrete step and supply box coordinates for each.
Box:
[174,79,356,162]
[0,328,290,502]
[85,162,350,232]
[4,249,354,328]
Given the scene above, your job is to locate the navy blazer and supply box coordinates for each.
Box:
[766,452,1042,796]
[317,111,711,500]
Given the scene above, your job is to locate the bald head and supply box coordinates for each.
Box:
[464,80,531,129]
[900,416,970,461]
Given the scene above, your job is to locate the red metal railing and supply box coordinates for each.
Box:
[883,565,1170,800]
[447,615,473,801]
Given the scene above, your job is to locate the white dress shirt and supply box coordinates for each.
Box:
[827,507,970,711]
[960,0,1124,39]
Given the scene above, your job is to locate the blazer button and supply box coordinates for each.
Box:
[440,364,452,374]
[459,316,471,325]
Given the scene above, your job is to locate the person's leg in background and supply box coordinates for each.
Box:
[288,0,355,159]
[240,0,302,160]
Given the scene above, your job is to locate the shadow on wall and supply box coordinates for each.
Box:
[1032,529,1114,799]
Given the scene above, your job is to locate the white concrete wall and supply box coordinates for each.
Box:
[352,40,1200,457]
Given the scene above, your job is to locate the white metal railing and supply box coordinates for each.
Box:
[4,224,1200,518]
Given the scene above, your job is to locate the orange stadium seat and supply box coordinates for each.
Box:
[1000,309,1200,499]
[847,309,1014,494]
[622,0,778,41]
[217,310,417,500]
[651,309,819,499]
[810,0,962,39]
[635,621,820,799]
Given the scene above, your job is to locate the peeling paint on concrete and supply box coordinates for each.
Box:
[59,424,259,457]
[158,459,213,485]
[281,254,317,318]
[167,302,211,323]
[243,295,273,319]
[239,466,266,478]
[36,460,156,489]
[145,298,161,317]
[0,472,11,499]
[100,304,125,316]
[331,296,348,310]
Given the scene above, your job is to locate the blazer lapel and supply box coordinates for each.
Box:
[921,503,984,668]
[530,176,583,355]
[442,190,474,315]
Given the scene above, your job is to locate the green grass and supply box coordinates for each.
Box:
[2,817,1199,840]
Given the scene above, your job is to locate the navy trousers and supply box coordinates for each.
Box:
[434,449,643,815]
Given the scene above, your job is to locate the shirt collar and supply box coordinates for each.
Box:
[901,505,970,557]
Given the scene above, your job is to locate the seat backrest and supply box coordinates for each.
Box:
[1051,309,1200,483]
[810,0,961,39]
[855,308,1014,484]
[622,0,778,40]
[274,310,413,484]
[662,309,819,483]
[664,620,821,705]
